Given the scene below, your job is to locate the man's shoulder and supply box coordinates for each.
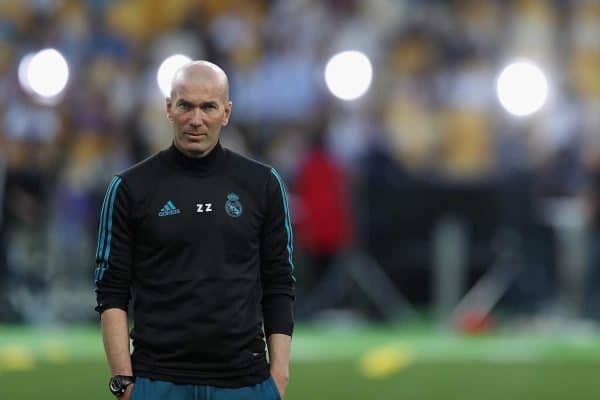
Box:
[116,151,165,183]
[224,147,273,178]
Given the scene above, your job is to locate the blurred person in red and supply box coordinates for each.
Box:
[293,130,354,306]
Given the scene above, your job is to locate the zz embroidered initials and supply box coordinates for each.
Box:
[196,203,213,213]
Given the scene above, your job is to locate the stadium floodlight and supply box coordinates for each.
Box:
[17,53,35,94]
[496,60,548,117]
[157,54,192,98]
[19,48,69,102]
[325,50,373,101]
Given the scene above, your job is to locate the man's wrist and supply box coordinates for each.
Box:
[270,365,289,381]
[270,364,289,373]
[109,375,135,397]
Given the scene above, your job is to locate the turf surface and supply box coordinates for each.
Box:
[1,325,600,399]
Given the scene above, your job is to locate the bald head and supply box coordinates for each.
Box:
[166,60,232,159]
[170,60,230,101]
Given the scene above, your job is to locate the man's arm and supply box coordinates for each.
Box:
[260,169,296,398]
[267,333,292,397]
[94,176,134,398]
[101,308,133,375]
[101,308,134,399]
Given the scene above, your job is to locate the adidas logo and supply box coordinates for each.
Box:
[158,200,181,217]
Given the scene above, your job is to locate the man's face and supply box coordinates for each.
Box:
[166,81,232,157]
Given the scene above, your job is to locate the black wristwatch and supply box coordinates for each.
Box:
[109,375,135,397]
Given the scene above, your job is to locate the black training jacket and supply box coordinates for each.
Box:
[94,142,295,387]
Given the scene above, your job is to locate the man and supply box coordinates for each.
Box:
[95,61,295,400]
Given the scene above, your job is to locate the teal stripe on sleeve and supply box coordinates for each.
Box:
[270,169,295,275]
[96,176,119,260]
[102,177,122,263]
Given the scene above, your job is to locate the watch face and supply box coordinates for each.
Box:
[109,375,134,396]
[109,377,123,394]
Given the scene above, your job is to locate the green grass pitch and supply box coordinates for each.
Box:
[1,325,600,399]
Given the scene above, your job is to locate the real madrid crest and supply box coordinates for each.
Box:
[225,193,243,218]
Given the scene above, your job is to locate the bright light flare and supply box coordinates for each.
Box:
[325,51,373,101]
[18,53,35,94]
[19,48,69,100]
[496,60,548,117]
[157,54,192,98]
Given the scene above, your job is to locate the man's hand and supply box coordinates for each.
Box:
[267,333,292,398]
[270,366,289,398]
[119,384,134,400]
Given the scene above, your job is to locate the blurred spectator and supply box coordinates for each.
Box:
[0,132,7,319]
[583,160,600,320]
[293,130,354,302]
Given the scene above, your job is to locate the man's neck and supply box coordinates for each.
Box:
[174,142,217,159]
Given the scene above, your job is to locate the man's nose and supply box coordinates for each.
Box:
[189,107,204,127]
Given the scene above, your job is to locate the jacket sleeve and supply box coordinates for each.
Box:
[260,168,296,337]
[94,175,133,314]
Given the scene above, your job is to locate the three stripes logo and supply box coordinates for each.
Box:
[158,200,181,217]
[95,176,122,285]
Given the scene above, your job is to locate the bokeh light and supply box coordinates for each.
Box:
[496,60,549,117]
[157,54,192,98]
[17,53,34,94]
[19,49,69,101]
[325,50,373,101]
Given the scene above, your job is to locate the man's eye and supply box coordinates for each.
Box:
[177,103,192,110]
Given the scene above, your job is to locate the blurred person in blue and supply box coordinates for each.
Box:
[95,61,294,400]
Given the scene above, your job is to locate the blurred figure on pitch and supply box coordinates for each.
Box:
[0,144,6,321]
[583,160,600,320]
[293,130,354,316]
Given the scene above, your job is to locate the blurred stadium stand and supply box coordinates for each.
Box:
[0,0,599,329]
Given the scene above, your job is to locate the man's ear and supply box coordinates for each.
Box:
[222,100,233,126]
[166,97,173,121]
